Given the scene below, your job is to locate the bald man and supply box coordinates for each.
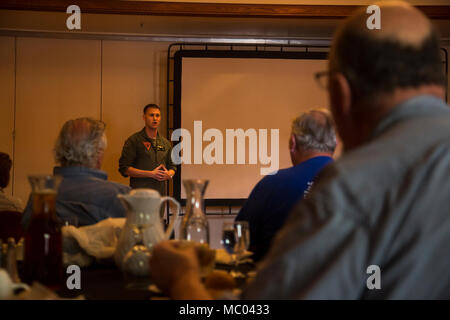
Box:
[149,2,450,299]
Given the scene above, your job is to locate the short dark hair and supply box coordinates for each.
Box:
[0,152,12,189]
[334,26,445,103]
[143,104,161,114]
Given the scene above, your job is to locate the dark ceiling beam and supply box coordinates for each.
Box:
[0,1,449,19]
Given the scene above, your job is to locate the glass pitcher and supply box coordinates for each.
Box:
[180,179,210,245]
[23,175,63,290]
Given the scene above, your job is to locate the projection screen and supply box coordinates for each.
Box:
[173,50,329,203]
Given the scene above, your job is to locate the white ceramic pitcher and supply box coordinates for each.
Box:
[114,189,180,273]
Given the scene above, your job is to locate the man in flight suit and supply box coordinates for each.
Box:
[119,104,176,196]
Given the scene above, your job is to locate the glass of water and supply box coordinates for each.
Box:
[234,221,250,261]
[221,221,250,272]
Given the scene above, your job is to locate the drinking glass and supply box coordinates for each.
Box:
[221,222,236,257]
[221,221,250,274]
[234,221,250,262]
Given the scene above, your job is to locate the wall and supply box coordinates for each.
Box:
[101,40,168,185]
[0,37,169,204]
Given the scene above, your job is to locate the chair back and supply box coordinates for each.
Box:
[0,211,24,242]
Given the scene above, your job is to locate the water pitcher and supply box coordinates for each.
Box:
[114,189,180,276]
[180,179,210,245]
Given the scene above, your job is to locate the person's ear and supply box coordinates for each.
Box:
[96,150,105,169]
[289,134,296,153]
[329,73,352,118]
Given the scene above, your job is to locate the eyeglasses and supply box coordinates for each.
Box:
[314,71,331,90]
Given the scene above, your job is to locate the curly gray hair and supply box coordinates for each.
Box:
[54,118,107,168]
[291,108,337,153]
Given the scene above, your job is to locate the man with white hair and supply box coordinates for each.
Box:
[22,118,130,227]
[236,109,336,261]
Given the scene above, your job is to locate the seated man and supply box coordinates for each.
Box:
[149,2,450,299]
[22,118,130,227]
[236,109,336,261]
[0,152,23,212]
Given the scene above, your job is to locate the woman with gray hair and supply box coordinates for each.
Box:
[235,108,337,261]
[22,118,130,228]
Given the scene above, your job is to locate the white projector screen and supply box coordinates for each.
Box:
[173,51,329,202]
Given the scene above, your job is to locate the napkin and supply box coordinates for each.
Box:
[62,218,125,267]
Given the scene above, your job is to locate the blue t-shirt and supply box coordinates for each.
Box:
[236,156,333,261]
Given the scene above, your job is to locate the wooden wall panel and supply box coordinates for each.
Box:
[101,40,168,186]
[0,36,15,197]
[14,37,101,203]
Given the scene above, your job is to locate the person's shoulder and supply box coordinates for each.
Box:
[277,165,299,176]
[0,194,23,212]
[254,168,288,189]
[126,129,145,142]
[93,177,130,194]
[260,169,283,182]
[106,180,131,193]
[268,166,303,182]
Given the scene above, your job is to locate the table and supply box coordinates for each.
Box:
[56,260,255,300]
[57,263,152,300]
